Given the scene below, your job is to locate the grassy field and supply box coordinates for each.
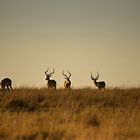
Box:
[0,88,140,140]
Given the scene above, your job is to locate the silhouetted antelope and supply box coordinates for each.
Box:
[62,70,71,89]
[0,78,12,92]
[91,73,106,89]
[45,68,56,90]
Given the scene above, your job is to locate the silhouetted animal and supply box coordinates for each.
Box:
[1,78,12,91]
[62,70,71,89]
[45,68,56,90]
[91,73,106,89]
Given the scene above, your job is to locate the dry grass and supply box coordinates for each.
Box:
[0,88,140,140]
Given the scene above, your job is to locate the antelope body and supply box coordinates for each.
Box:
[0,78,12,91]
[45,68,56,90]
[91,73,106,89]
[62,71,71,89]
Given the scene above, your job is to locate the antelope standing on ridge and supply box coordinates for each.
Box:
[0,78,12,92]
[62,70,71,89]
[91,73,106,90]
[45,68,57,90]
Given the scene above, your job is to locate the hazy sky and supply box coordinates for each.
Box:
[0,0,140,88]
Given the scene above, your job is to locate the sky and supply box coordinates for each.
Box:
[0,0,140,88]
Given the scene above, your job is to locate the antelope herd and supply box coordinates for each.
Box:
[0,68,106,92]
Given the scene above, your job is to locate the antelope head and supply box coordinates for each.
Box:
[91,72,99,81]
[45,68,55,81]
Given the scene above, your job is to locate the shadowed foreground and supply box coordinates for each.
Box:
[0,88,140,140]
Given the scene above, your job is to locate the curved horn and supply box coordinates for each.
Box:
[48,68,55,76]
[95,72,99,80]
[91,72,94,80]
[68,71,71,79]
[45,68,49,75]
[62,70,68,78]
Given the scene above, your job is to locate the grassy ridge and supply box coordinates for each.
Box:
[0,88,140,140]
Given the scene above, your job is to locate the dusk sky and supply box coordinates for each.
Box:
[0,0,140,88]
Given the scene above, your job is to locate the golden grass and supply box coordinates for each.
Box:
[0,88,140,140]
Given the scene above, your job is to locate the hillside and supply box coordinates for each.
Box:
[0,88,140,140]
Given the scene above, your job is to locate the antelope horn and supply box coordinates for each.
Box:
[91,73,94,80]
[48,68,55,76]
[68,71,71,78]
[45,68,49,75]
[62,70,68,78]
[95,72,99,80]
